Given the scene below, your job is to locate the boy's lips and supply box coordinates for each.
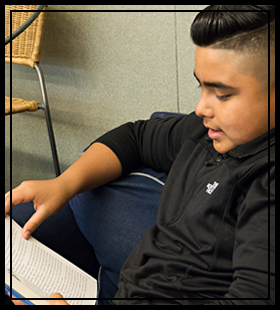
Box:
[208,128,224,140]
[204,123,224,140]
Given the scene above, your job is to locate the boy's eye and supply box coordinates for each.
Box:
[216,94,232,101]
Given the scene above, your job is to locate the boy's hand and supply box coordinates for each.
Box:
[50,293,69,305]
[5,143,123,240]
[5,179,70,240]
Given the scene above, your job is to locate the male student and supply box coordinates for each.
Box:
[5,5,275,305]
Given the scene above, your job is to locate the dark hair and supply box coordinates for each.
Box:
[191,5,275,48]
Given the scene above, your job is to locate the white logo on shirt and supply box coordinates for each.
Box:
[206,181,219,195]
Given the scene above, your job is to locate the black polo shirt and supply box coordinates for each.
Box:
[96,112,275,305]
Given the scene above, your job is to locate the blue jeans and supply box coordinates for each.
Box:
[9,168,166,305]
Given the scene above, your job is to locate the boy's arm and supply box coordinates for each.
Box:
[5,113,195,239]
[59,142,122,195]
[5,142,122,240]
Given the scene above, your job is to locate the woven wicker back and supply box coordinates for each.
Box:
[5,5,47,68]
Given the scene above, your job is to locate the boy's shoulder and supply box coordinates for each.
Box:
[155,112,208,141]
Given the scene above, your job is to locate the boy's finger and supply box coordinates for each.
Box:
[22,210,49,240]
[5,186,33,217]
[5,192,11,217]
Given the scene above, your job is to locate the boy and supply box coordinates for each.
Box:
[5,5,275,305]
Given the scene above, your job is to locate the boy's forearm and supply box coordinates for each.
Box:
[57,142,123,200]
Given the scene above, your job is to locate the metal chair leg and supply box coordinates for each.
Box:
[34,62,61,177]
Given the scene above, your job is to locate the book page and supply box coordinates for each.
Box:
[5,272,49,305]
[5,216,97,305]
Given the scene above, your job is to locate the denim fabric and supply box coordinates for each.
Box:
[69,167,166,304]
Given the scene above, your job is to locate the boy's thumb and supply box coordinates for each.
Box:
[50,293,69,305]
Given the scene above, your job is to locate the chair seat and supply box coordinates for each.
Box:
[5,96,39,115]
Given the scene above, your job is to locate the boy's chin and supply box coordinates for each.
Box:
[213,139,237,155]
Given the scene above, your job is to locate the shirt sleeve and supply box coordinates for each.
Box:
[206,160,275,305]
[95,113,203,176]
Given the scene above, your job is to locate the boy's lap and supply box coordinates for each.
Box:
[9,168,166,301]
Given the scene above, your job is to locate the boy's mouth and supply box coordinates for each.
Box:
[208,128,224,140]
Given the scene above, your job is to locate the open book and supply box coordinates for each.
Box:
[5,216,97,305]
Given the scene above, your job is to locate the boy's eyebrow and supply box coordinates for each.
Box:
[193,71,236,90]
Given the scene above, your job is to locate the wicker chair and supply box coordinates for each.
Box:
[5,5,61,176]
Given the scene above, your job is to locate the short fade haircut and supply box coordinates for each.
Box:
[191,5,275,51]
[191,5,275,89]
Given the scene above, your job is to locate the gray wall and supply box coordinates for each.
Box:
[5,5,207,192]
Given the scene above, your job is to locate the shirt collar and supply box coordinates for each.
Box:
[228,128,275,159]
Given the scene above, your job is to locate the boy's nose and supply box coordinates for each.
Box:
[195,95,214,119]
